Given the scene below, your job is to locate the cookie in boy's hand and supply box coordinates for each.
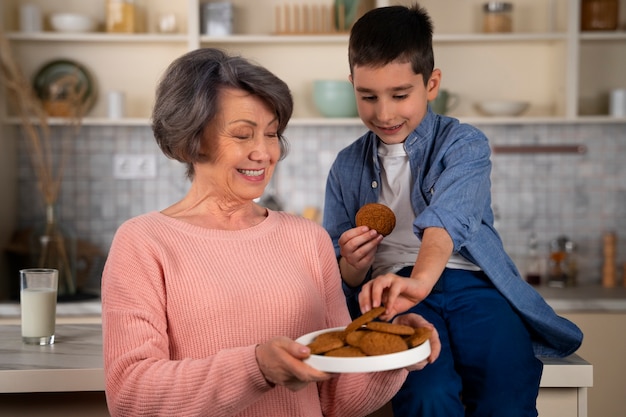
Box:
[355,203,396,236]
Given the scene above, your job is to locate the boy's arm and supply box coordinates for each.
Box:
[409,227,453,289]
[358,227,453,320]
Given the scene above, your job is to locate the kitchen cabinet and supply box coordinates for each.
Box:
[1,0,626,126]
[559,312,626,417]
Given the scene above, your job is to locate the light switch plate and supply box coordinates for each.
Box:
[113,154,157,179]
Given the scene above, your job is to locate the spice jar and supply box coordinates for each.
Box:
[483,2,513,33]
[581,0,619,31]
[106,0,135,33]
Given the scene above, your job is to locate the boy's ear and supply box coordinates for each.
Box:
[426,69,442,101]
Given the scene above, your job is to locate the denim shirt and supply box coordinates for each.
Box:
[323,109,583,357]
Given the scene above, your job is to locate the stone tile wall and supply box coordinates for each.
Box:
[16,122,626,286]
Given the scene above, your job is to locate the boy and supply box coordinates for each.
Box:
[322,4,583,416]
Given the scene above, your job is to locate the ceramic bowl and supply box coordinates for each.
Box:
[49,13,97,33]
[476,100,529,117]
[312,80,358,118]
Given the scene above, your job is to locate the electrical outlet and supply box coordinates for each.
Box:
[113,154,157,179]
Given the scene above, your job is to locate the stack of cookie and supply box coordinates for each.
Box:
[307,306,431,357]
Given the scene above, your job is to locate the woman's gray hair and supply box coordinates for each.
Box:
[152,48,293,179]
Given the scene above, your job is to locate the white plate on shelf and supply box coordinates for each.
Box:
[296,326,431,373]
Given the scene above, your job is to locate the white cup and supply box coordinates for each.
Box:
[20,268,58,345]
[157,13,178,33]
[609,89,626,118]
[19,4,43,32]
[107,90,126,119]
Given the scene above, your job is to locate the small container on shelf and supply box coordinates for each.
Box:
[482,2,513,33]
[580,0,619,31]
[200,2,233,36]
[106,0,136,33]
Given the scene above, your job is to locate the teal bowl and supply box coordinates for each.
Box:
[312,80,358,118]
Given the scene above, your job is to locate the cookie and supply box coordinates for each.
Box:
[355,203,396,236]
[404,327,432,348]
[345,329,369,347]
[358,331,408,356]
[324,346,367,357]
[366,321,416,336]
[344,306,386,334]
[307,330,346,355]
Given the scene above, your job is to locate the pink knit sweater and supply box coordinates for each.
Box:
[102,210,407,416]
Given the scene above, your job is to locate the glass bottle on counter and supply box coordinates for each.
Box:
[524,232,542,286]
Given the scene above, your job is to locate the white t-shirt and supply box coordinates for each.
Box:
[373,141,480,277]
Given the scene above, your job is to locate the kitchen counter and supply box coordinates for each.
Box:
[0,324,104,393]
[0,323,591,392]
[536,284,626,312]
[0,324,592,416]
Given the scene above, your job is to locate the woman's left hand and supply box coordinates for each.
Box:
[392,313,440,371]
[255,337,333,391]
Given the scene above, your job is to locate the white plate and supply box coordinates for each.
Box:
[296,326,431,373]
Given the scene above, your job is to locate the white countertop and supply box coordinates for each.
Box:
[0,324,592,394]
[537,284,626,312]
[0,324,104,393]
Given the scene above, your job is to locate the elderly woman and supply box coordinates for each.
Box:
[101,48,439,417]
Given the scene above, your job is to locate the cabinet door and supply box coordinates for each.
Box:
[561,312,626,417]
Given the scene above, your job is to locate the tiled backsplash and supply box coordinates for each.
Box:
[16,122,626,286]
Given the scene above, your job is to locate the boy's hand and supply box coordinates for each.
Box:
[338,226,383,287]
[358,273,434,321]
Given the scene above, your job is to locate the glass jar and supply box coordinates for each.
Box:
[547,236,577,288]
[524,233,542,286]
[581,0,619,31]
[483,2,513,33]
[106,0,135,33]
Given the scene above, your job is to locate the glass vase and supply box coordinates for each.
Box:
[30,203,77,297]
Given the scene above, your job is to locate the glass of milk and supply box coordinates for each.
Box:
[20,269,58,345]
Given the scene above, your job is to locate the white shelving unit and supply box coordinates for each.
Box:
[0,0,625,126]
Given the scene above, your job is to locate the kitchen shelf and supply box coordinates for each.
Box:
[5,32,189,43]
[579,31,626,41]
[1,0,626,124]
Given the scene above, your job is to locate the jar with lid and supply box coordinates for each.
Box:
[482,2,513,33]
[106,0,135,33]
[581,0,619,31]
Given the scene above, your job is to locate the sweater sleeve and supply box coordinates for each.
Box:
[102,218,274,417]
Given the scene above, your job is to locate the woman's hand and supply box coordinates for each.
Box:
[255,337,333,391]
[392,313,441,370]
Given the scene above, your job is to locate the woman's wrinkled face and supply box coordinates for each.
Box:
[196,88,281,203]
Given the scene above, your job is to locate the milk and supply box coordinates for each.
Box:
[20,288,57,338]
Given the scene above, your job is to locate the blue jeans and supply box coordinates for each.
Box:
[391,267,543,417]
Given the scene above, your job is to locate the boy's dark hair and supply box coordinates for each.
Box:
[348,4,434,86]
